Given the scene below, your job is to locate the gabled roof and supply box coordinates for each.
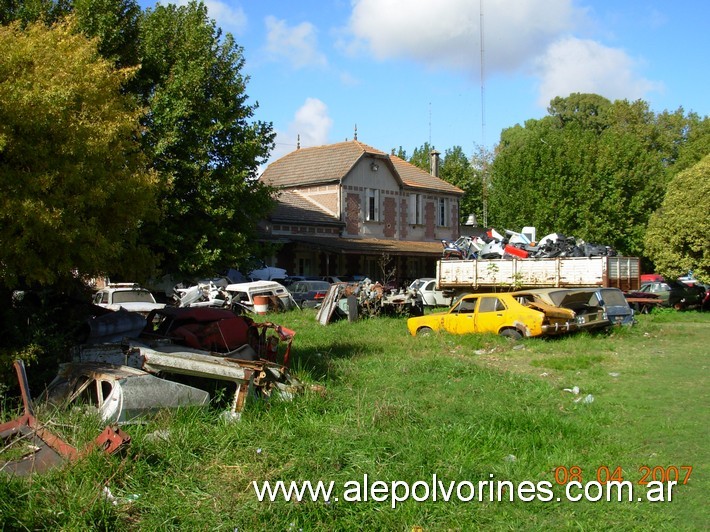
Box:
[268,190,342,226]
[389,155,463,194]
[260,140,463,195]
[261,141,388,188]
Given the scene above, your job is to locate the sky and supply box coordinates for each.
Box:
[140,0,710,165]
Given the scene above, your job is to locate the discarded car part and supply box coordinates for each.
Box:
[596,287,635,326]
[0,361,130,476]
[407,278,450,307]
[45,362,210,424]
[80,309,147,344]
[93,283,165,315]
[317,280,422,325]
[71,340,302,414]
[224,280,294,311]
[143,307,295,366]
[512,288,611,332]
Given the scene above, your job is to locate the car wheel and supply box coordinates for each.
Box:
[499,328,522,340]
[416,327,433,337]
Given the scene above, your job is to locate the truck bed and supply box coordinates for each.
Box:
[437,256,640,291]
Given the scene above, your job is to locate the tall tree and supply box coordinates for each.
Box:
[645,155,710,282]
[136,1,275,279]
[488,93,686,256]
[0,18,157,288]
[409,142,434,172]
[438,145,484,224]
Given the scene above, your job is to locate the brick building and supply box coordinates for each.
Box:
[258,140,464,284]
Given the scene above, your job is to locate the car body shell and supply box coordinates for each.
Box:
[93,283,165,315]
[45,362,210,424]
[408,278,451,307]
[224,280,293,310]
[511,288,619,327]
[638,280,703,309]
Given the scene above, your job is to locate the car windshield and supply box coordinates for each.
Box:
[112,290,155,304]
[599,289,627,306]
[306,281,331,291]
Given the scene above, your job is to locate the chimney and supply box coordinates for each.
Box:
[430,149,440,177]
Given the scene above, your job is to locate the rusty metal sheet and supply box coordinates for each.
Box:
[1,361,130,476]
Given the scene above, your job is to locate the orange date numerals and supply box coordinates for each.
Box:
[554,466,583,484]
[638,465,693,485]
[554,466,624,484]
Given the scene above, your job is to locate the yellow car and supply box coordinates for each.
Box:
[406,292,589,340]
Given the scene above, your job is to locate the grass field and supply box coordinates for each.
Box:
[1,309,708,530]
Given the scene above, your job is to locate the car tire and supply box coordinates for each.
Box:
[499,328,522,340]
[416,327,433,337]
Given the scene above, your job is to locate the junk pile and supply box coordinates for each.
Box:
[442,227,616,260]
[316,279,423,325]
[1,360,130,476]
[34,307,304,428]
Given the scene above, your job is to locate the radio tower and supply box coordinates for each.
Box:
[480,0,488,228]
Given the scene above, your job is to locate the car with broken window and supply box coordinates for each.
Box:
[407,291,599,339]
[93,283,165,315]
[637,280,703,309]
[224,280,293,311]
[408,278,451,307]
[511,288,618,328]
[45,362,210,424]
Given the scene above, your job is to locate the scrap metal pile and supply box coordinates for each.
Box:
[316,279,422,325]
[442,227,616,260]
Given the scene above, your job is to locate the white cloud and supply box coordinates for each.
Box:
[345,0,582,73]
[175,0,247,35]
[269,98,333,163]
[534,37,662,106]
[264,16,327,69]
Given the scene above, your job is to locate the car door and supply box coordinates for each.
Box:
[475,296,509,334]
[443,296,478,334]
[290,282,305,303]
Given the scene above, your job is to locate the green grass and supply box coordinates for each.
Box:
[1,310,708,530]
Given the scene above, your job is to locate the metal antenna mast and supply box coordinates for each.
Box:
[479,0,488,227]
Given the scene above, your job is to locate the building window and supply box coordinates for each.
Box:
[437,198,448,227]
[409,193,423,225]
[366,188,380,222]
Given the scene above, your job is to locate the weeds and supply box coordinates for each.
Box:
[0,310,708,529]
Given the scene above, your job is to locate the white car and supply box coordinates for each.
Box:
[93,283,165,315]
[408,278,451,307]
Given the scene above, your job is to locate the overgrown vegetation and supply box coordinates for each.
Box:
[2,310,707,529]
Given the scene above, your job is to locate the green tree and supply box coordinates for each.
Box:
[439,145,484,224]
[409,142,434,172]
[136,1,275,279]
[644,155,710,282]
[0,18,158,288]
[489,93,678,255]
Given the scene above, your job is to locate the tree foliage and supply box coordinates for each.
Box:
[136,1,275,278]
[644,155,710,282]
[439,145,485,224]
[0,18,157,288]
[489,93,707,256]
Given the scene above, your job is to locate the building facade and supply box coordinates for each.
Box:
[258,140,464,285]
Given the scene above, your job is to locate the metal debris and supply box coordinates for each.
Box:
[0,361,130,476]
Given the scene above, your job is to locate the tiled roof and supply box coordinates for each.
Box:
[389,155,464,194]
[260,141,388,188]
[260,140,463,195]
[269,190,342,226]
